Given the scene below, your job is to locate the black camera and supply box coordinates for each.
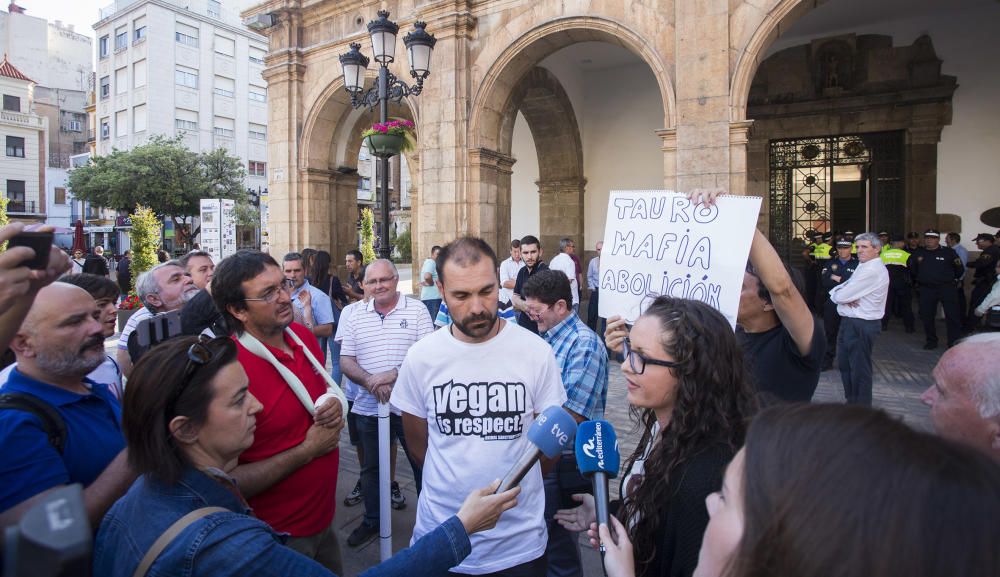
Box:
[2,485,91,577]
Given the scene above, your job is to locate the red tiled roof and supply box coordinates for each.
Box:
[0,54,35,83]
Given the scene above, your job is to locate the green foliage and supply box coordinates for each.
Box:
[360,208,376,265]
[0,196,8,252]
[129,205,161,291]
[67,135,250,238]
[393,228,411,263]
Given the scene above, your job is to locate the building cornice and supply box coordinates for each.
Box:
[94,0,267,44]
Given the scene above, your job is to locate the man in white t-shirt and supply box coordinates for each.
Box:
[392,237,567,576]
[548,238,580,314]
[498,239,525,307]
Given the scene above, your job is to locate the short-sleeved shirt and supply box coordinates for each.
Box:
[233,323,339,537]
[340,294,433,416]
[391,321,567,574]
[334,301,364,400]
[118,306,153,350]
[513,262,550,334]
[549,253,580,305]
[347,268,366,300]
[498,257,525,304]
[420,258,441,301]
[541,314,608,421]
[0,369,124,511]
[290,280,335,328]
[737,320,826,403]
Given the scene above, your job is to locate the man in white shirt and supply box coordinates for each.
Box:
[548,238,580,314]
[829,232,889,406]
[392,237,567,576]
[498,239,524,307]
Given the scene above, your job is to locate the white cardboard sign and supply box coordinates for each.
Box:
[598,190,762,326]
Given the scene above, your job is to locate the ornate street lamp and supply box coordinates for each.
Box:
[339,10,435,259]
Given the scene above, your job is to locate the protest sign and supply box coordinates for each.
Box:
[598,190,762,326]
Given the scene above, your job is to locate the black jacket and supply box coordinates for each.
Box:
[910,246,963,286]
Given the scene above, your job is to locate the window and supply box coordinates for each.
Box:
[359,176,372,190]
[249,124,266,140]
[100,118,110,139]
[6,180,25,202]
[249,47,265,65]
[175,67,198,89]
[249,87,267,102]
[115,26,128,51]
[5,136,25,157]
[176,22,199,47]
[115,67,128,94]
[207,0,220,18]
[133,60,146,88]
[248,161,266,177]
[115,110,128,137]
[215,35,235,56]
[213,75,234,98]
[99,35,109,58]
[100,76,110,99]
[175,108,198,132]
[133,16,146,43]
[213,116,234,138]
[67,120,82,132]
[3,94,20,112]
[134,104,147,133]
[54,187,67,205]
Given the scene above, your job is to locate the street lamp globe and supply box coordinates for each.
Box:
[367,10,399,64]
[339,42,369,93]
[403,21,436,79]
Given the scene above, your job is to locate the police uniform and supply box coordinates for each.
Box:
[820,244,858,368]
[910,229,964,348]
[812,236,834,309]
[880,242,914,332]
[967,234,1000,328]
[803,235,819,313]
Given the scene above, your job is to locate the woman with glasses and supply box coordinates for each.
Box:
[93,336,521,577]
[556,296,756,577]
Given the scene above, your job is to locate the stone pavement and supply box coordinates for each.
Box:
[331,320,945,576]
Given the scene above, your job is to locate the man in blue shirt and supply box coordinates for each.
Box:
[522,269,608,577]
[284,252,335,361]
[420,245,443,321]
[586,241,604,338]
[0,282,132,527]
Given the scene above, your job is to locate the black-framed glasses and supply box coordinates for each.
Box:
[622,336,681,375]
[244,278,295,303]
[167,336,229,418]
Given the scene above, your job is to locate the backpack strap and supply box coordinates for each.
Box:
[0,392,67,454]
[132,506,229,577]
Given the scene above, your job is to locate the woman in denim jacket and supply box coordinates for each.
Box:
[94,336,519,577]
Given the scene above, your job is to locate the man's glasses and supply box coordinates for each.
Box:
[622,337,681,375]
[244,278,295,303]
[167,336,230,418]
[526,303,552,319]
[364,275,397,287]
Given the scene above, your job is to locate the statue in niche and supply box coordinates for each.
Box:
[825,54,840,88]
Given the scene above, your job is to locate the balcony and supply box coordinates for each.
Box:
[1,110,44,129]
[6,200,39,214]
[87,128,96,143]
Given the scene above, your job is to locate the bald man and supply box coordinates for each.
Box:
[921,333,1000,461]
[0,283,133,528]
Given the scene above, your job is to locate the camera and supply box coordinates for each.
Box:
[2,485,91,577]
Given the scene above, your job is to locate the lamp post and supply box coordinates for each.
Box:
[339,10,435,259]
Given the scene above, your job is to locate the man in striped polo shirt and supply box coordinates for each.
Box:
[340,259,434,547]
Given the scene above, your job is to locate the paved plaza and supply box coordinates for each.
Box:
[329,319,944,576]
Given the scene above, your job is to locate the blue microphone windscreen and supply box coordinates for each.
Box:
[575,420,621,478]
[527,406,578,458]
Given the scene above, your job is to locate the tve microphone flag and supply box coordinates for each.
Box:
[576,420,621,547]
[496,406,577,493]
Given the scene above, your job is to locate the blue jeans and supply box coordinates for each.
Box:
[423,299,442,322]
[542,453,589,577]
[356,413,423,526]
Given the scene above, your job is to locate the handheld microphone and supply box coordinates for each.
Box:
[495,406,577,493]
[575,420,620,556]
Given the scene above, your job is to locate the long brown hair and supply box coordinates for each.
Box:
[731,404,1000,577]
[619,296,757,575]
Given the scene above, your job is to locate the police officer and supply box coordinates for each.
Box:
[910,229,964,349]
[880,235,914,333]
[967,233,1000,329]
[802,231,820,313]
[813,232,834,309]
[878,231,890,256]
[843,230,858,255]
[820,239,858,370]
[906,232,922,252]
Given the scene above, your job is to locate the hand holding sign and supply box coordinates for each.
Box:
[598,190,762,327]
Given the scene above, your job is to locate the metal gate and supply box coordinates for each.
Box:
[768,132,904,259]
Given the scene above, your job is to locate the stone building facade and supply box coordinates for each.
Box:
[244,0,999,265]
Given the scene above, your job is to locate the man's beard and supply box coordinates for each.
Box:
[35,334,105,378]
[452,310,498,339]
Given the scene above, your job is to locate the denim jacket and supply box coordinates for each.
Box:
[94,468,471,577]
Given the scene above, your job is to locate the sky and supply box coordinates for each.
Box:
[14,0,107,39]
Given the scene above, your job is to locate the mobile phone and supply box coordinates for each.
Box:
[6,231,54,270]
[135,310,183,348]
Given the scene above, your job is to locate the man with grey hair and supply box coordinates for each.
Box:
[828,232,889,405]
[116,260,198,377]
[340,258,433,546]
[548,238,580,314]
[922,333,1000,461]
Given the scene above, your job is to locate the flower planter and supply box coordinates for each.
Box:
[365,133,404,157]
[118,309,137,333]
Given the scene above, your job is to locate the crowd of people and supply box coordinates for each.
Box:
[0,207,998,577]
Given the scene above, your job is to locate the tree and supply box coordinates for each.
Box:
[67,135,250,241]
[393,228,411,264]
[360,208,376,265]
[129,205,161,289]
[0,196,8,252]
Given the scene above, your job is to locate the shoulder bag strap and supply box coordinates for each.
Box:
[131,506,229,577]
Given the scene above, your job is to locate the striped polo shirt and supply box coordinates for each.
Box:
[340,293,433,416]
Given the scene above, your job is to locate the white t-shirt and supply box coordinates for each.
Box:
[390,321,567,574]
[117,306,153,350]
[498,257,525,304]
[0,354,122,399]
[334,300,363,400]
[548,253,579,305]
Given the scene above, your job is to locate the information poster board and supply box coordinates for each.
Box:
[598,190,762,326]
[220,199,236,259]
[200,199,221,263]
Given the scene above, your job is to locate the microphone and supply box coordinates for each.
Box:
[495,406,577,493]
[575,420,620,555]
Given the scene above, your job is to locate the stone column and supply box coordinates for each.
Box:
[329,171,360,274]
[297,168,334,253]
[406,152,421,293]
[468,147,516,253]
[729,121,754,196]
[657,128,677,190]
[907,124,944,233]
[537,177,586,256]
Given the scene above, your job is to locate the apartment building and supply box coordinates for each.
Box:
[0,56,46,224]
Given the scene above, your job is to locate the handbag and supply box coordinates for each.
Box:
[132,507,228,577]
